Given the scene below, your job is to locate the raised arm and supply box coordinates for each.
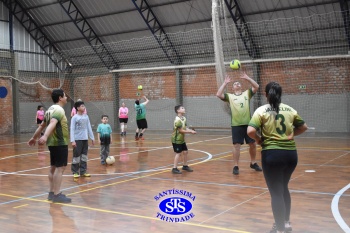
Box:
[143,96,149,105]
[240,72,259,94]
[216,75,231,100]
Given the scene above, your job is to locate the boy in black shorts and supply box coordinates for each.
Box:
[171,105,196,174]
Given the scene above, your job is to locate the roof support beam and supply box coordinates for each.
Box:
[37,0,192,29]
[224,0,260,58]
[131,0,182,65]
[339,0,350,48]
[58,0,119,69]
[245,0,338,16]
[0,0,68,72]
[52,18,212,44]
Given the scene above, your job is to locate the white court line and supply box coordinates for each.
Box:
[0,149,212,177]
[0,142,28,147]
[331,183,350,233]
[0,136,230,176]
[0,149,213,205]
[320,152,350,167]
[200,191,268,224]
[0,150,49,161]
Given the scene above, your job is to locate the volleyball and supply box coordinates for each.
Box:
[137,85,143,90]
[229,59,241,70]
[106,156,115,165]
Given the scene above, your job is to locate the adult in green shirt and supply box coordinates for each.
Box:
[217,72,262,175]
[247,82,307,233]
[28,89,71,203]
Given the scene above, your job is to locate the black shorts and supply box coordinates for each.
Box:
[136,119,148,129]
[49,145,68,167]
[37,118,43,124]
[172,143,188,153]
[231,125,255,144]
[119,118,128,123]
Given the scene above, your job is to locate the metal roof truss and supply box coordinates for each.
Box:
[224,0,260,58]
[58,0,119,69]
[131,0,182,65]
[0,0,67,71]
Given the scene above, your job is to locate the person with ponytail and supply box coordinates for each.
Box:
[247,82,308,233]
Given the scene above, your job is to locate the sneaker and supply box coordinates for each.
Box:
[250,162,262,171]
[120,132,124,136]
[135,136,139,141]
[73,173,80,178]
[48,191,54,201]
[80,173,91,177]
[101,161,106,165]
[52,193,71,203]
[139,136,144,140]
[285,221,292,232]
[123,132,126,136]
[172,168,182,174]
[269,223,286,233]
[233,166,239,175]
[182,165,193,172]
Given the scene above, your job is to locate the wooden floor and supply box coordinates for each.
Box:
[0,131,349,233]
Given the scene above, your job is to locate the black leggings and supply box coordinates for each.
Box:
[262,149,298,231]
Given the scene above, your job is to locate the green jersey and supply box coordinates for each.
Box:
[224,89,254,126]
[248,103,305,150]
[44,104,69,146]
[97,123,112,145]
[135,103,146,120]
[171,116,187,144]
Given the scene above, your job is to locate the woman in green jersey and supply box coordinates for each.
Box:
[247,82,308,233]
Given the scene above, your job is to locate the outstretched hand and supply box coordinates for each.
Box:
[224,75,232,84]
[239,71,249,80]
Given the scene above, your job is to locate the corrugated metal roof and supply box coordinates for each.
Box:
[241,0,340,21]
[0,0,348,68]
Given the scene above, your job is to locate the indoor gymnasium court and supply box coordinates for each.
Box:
[0,0,349,233]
